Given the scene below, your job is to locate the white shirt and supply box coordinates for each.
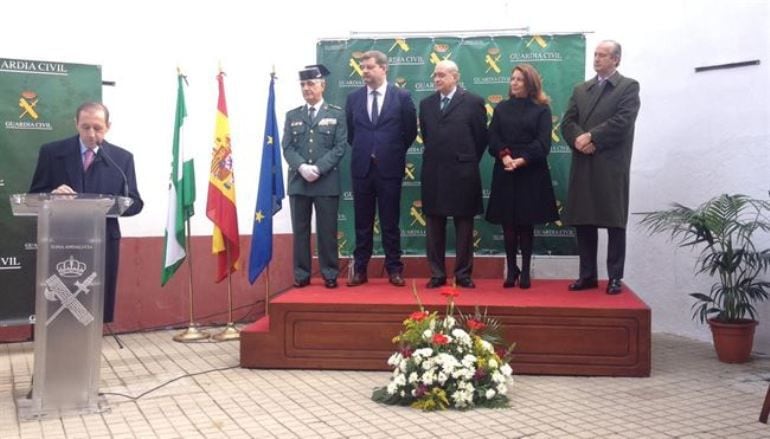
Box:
[307,99,324,116]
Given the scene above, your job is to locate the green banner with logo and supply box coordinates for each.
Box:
[0,58,101,325]
[318,34,584,257]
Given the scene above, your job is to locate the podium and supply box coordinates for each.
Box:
[10,193,133,420]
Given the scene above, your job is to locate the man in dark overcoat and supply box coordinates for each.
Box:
[562,40,641,295]
[419,60,488,289]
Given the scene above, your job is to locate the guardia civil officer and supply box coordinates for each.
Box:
[282,65,347,288]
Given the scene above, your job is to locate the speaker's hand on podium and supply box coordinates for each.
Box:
[52,184,76,195]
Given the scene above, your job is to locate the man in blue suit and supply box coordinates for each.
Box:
[29,102,143,322]
[345,50,417,287]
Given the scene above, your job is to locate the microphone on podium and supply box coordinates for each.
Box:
[97,145,129,199]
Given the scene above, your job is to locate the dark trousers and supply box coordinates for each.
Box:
[425,214,474,280]
[575,225,626,280]
[290,195,340,282]
[352,162,403,275]
[104,238,119,323]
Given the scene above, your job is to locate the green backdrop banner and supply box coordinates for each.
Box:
[317,34,585,257]
[0,58,101,325]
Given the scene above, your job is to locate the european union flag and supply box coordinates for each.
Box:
[249,74,285,284]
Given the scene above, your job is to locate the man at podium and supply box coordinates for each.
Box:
[29,102,143,322]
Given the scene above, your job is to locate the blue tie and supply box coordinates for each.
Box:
[440,96,450,112]
[370,91,379,125]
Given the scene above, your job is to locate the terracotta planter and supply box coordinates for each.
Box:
[707,318,759,363]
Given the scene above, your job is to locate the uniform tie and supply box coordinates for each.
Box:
[83,148,95,171]
[440,96,450,112]
[370,90,379,125]
[308,105,316,121]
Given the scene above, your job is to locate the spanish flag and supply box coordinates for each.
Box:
[206,71,240,281]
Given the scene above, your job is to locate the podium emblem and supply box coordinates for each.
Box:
[44,256,97,326]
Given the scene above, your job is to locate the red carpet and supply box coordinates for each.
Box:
[261,278,646,310]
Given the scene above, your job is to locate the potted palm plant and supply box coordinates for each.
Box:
[639,193,770,363]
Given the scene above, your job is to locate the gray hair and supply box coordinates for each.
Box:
[601,39,622,64]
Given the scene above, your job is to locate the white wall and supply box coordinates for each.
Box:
[3,0,768,347]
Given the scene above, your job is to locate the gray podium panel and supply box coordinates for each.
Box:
[10,194,131,420]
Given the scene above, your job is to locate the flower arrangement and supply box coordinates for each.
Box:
[372,283,516,410]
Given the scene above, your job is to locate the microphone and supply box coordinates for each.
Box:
[97,144,130,198]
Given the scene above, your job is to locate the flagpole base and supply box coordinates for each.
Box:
[173,324,211,343]
[212,323,240,342]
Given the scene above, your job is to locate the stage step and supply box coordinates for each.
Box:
[240,279,651,377]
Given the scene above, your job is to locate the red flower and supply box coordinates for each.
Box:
[410,311,429,322]
[432,333,449,345]
[466,319,487,331]
[440,286,460,298]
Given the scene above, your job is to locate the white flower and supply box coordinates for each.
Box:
[479,339,494,353]
[399,360,408,372]
[394,374,406,387]
[488,358,498,369]
[429,319,436,330]
[500,363,513,377]
[485,388,496,399]
[437,371,448,385]
[422,329,433,340]
[461,354,477,368]
[386,382,398,395]
[451,328,472,347]
[408,372,418,384]
[414,347,433,359]
[443,316,456,328]
[399,390,405,397]
[387,352,402,366]
[422,370,436,386]
[491,371,506,384]
[496,383,507,395]
[450,388,474,408]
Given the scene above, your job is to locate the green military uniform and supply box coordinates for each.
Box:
[282,100,347,283]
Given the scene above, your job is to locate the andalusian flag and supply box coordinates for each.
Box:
[161,72,195,286]
[248,73,284,284]
[206,71,240,282]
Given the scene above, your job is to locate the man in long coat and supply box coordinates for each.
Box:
[561,40,641,295]
[419,60,488,289]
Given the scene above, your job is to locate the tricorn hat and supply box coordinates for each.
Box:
[299,64,330,81]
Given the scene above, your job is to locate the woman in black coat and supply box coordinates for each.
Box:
[485,64,559,289]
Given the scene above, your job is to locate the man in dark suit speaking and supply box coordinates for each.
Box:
[29,102,143,322]
[562,40,641,295]
[345,50,417,287]
[419,60,488,289]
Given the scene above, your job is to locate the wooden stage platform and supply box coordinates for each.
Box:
[240,279,651,377]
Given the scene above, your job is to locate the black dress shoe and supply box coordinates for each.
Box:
[347,272,368,287]
[455,277,475,289]
[293,278,310,288]
[426,277,447,289]
[568,278,598,291]
[324,278,338,289]
[389,272,406,287]
[606,278,623,295]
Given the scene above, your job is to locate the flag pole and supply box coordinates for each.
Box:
[213,241,240,341]
[264,266,270,317]
[174,220,211,342]
[262,66,278,319]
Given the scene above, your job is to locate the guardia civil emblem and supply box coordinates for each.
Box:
[44,256,97,326]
